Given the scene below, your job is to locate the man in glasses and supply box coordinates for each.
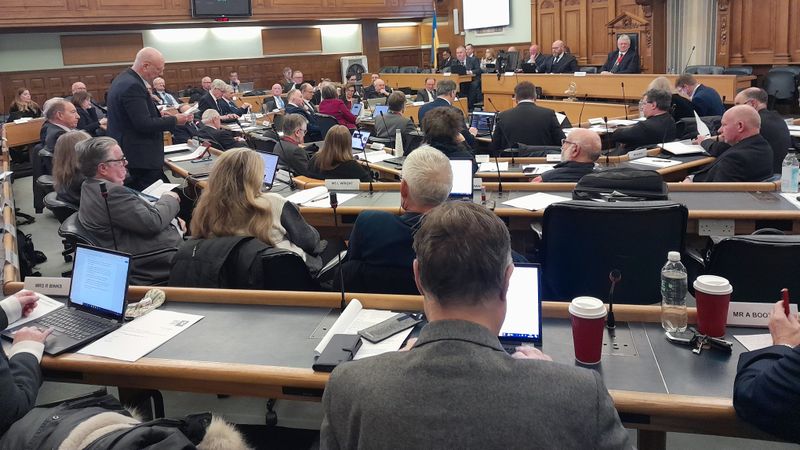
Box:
[532,128,601,183]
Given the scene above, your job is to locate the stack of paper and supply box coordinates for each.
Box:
[478,162,509,172]
[168,146,209,162]
[285,186,357,208]
[164,143,192,154]
[502,192,570,211]
[630,157,682,169]
[356,151,395,163]
[661,141,706,156]
[142,180,180,198]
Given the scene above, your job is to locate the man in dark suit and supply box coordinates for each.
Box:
[219,85,251,116]
[363,78,393,100]
[696,87,790,174]
[418,80,477,149]
[534,128,601,183]
[321,201,630,449]
[675,74,726,117]
[275,113,312,176]
[283,70,304,93]
[196,110,246,150]
[42,98,79,150]
[437,49,453,72]
[491,81,564,154]
[198,79,238,123]
[692,105,773,182]
[264,83,285,112]
[609,89,676,151]
[106,47,191,190]
[600,34,640,74]
[542,40,578,74]
[734,301,800,444]
[519,44,547,72]
[450,45,482,110]
[285,88,321,142]
[415,77,436,103]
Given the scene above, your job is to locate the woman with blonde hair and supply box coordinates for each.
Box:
[53,130,92,205]
[191,148,326,272]
[481,48,497,71]
[647,75,694,121]
[7,88,41,122]
[308,125,371,181]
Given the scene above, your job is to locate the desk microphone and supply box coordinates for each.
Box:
[603,116,612,164]
[487,97,500,113]
[620,82,629,120]
[607,269,621,330]
[493,154,504,198]
[329,192,346,310]
[378,111,391,141]
[234,118,255,149]
[577,94,589,128]
[682,46,696,74]
[98,181,118,251]
[356,127,374,196]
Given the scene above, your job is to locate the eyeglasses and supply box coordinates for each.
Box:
[103,156,127,165]
[561,139,577,146]
[298,128,307,135]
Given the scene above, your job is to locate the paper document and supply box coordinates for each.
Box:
[164,143,191,154]
[13,117,33,124]
[142,180,180,198]
[780,193,800,210]
[555,112,567,125]
[356,151,395,163]
[521,164,555,175]
[588,117,605,125]
[502,192,570,211]
[314,299,414,359]
[182,103,199,115]
[78,309,203,362]
[168,146,208,162]
[285,186,357,208]
[661,141,706,156]
[7,294,63,328]
[791,130,800,138]
[479,162,508,172]
[695,111,711,137]
[734,334,774,352]
[606,119,638,127]
[630,157,682,168]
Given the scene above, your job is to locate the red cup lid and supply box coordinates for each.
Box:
[569,296,607,319]
[693,275,733,295]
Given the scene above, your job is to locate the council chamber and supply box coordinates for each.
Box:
[1,0,800,449]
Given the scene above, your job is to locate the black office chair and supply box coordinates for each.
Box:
[763,71,798,109]
[399,66,419,74]
[697,234,800,302]
[579,67,598,74]
[379,66,399,74]
[506,145,561,157]
[768,66,800,77]
[539,201,688,304]
[314,113,339,139]
[271,113,285,132]
[402,130,424,155]
[45,192,79,264]
[338,260,418,295]
[33,174,54,214]
[685,65,725,75]
[722,66,753,75]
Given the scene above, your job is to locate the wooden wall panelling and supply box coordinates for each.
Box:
[379,50,424,70]
[262,28,322,55]
[588,0,612,64]
[717,0,800,67]
[538,1,560,50]
[791,0,800,63]
[562,0,584,64]
[378,26,421,49]
[60,33,143,66]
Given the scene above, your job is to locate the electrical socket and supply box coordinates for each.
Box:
[698,219,735,236]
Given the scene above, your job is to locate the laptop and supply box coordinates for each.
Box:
[259,151,280,188]
[367,97,387,108]
[237,82,254,93]
[448,157,474,201]
[499,263,543,352]
[372,105,389,118]
[469,111,496,137]
[352,130,371,152]
[2,244,131,355]
[449,64,467,75]
[520,62,539,74]
[350,102,363,117]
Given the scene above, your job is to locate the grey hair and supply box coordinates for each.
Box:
[211,79,227,90]
[44,98,67,120]
[401,145,453,207]
[647,76,673,94]
[617,34,631,44]
[201,109,220,122]
[282,113,307,135]
[436,80,457,97]
[78,137,118,178]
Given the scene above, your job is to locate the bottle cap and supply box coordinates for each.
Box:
[667,251,680,262]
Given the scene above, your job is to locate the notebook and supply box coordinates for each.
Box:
[2,244,131,355]
[448,157,474,200]
[259,151,280,188]
[499,263,543,352]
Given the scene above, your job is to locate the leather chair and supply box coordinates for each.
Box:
[313,113,339,139]
[768,66,800,77]
[399,66,419,74]
[539,200,688,304]
[34,174,54,214]
[45,192,79,265]
[379,66,399,74]
[699,234,800,302]
[763,71,798,108]
[338,260,418,295]
[685,65,725,75]
[723,66,753,75]
[579,66,598,74]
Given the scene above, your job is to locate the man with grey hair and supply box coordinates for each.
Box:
[199,79,238,122]
[600,34,640,74]
[533,128,601,183]
[219,84,251,117]
[338,145,453,294]
[106,47,192,190]
[417,79,477,148]
[363,78,392,100]
[276,113,312,176]
[77,136,183,283]
[285,88,321,141]
[322,201,630,448]
[609,88,676,151]
[196,109,246,150]
[41,98,79,150]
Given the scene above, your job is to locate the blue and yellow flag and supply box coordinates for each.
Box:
[431,1,439,69]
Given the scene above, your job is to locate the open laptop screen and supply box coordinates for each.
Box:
[69,245,131,320]
[372,105,389,118]
[352,130,371,150]
[469,111,496,134]
[449,158,473,199]
[351,103,363,116]
[260,152,279,187]
[499,263,542,343]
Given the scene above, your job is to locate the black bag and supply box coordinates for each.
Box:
[17,230,44,279]
[573,168,668,201]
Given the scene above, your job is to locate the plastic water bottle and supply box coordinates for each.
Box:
[781,151,799,193]
[638,98,646,119]
[394,129,404,157]
[661,251,688,332]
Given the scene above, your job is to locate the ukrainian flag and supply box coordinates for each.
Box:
[431,1,439,69]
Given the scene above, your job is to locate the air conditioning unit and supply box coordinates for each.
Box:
[341,56,368,83]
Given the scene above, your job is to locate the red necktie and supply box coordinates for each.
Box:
[616,53,623,65]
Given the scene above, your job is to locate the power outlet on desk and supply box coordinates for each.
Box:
[698,219,735,236]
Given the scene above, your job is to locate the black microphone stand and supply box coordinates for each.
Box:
[329,192,346,311]
[98,181,118,251]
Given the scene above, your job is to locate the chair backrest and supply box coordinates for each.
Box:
[540,200,688,304]
[723,66,753,75]
[380,66,399,74]
[768,66,800,76]
[507,145,561,157]
[43,192,78,223]
[399,66,419,74]
[579,66,598,74]
[705,235,800,302]
[58,213,101,247]
[685,65,725,75]
[339,260,419,295]
[272,113,285,131]
[764,71,798,100]
[314,113,339,139]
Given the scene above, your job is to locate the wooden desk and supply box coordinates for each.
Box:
[359,100,468,124]
[482,73,755,104]
[3,283,779,449]
[482,97,637,127]
[363,73,474,93]
[4,118,44,147]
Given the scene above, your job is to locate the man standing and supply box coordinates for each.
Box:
[452,45,482,110]
[533,128,601,183]
[106,47,191,190]
[600,34,640,74]
[691,105,773,182]
[320,201,630,449]
[675,74,726,117]
[415,78,437,103]
[542,40,578,74]
[491,81,564,153]
[609,89,676,151]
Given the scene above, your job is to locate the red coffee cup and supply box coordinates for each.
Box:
[569,296,607,365]
[693,275,733,338]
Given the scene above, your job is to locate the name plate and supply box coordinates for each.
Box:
[574,71,587,77]
[23,276,71,297]
[727,302,799,327]
[627,149,648,160]
[325,179,360,191]
[475,154,490,163]
[504,72,515,77]
[588,118,605,125]
[472,178,483,190]
[546,154,562,162]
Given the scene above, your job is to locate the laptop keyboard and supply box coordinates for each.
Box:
[384,156,406,166]
[36,308,109,340]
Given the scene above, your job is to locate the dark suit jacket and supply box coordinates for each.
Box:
[692,84,726,117]
[415,89,436,103]
[321,320,630,449]
[285,103,320,138]
[106,68,177,170]
[734,344,800,443]
[540,161,597,182]
[363,85,393,100]
[450,56,482,75]
[491,101,565,152]
[693,134,773,182]
[195,124,242,150]
[600,50,640,73]
[42,122,68,150]
[609,112,677,151]
[218,98,248,116]
[264,95,285,112]
[520,53,548,72]
[76,106,102,136]
[198,92,220,115]
[0,307,42,436]
[437,57,454,71]
[417,98,476,149]
[671,94,696,121]
[274,138,312,177]
[307,157,371,182]
[542,53,578,73]
[701,108,791,173]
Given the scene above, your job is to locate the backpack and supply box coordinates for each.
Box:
[17,230,45,279]
[573,168,668,201]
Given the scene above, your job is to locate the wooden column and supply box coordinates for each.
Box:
[774,0,791,63]
[361,20,381,73]
[641,0,667,73]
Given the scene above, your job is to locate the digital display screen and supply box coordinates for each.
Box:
[192,0,252,17]
[260,152,279,186]
[499,264,542,342]
[69,246,129,319]
[449,158,473,198]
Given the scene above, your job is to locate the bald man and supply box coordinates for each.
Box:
[364,78,393,99]
[533,129,601,182]
[542,40,578,74]
[696,87,790,174]
[691,105,773,182]
[106,47,192,190]
[264,83,285,111]
[525,44,547,72]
